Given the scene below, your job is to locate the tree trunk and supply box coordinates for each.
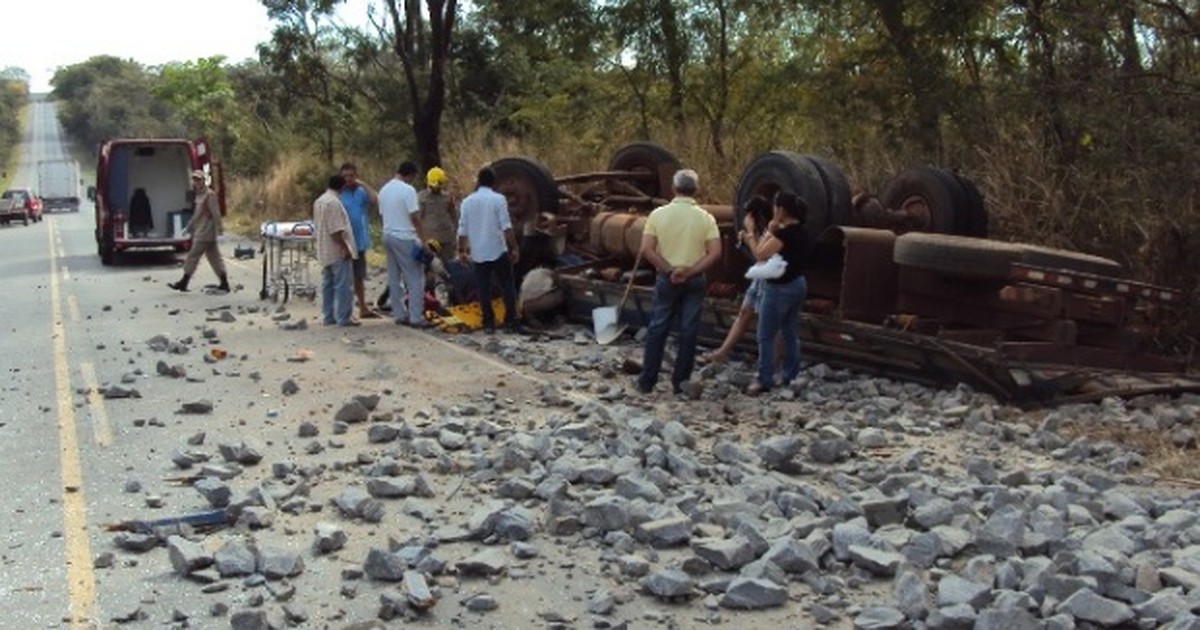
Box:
[871,0,943,157]
[386,0,456,172]
[655,0,687,127]
[1019,0,1073,165]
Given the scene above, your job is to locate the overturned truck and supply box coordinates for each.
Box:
[493,143,1198,406]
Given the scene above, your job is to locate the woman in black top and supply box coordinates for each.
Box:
[740,191,809,394]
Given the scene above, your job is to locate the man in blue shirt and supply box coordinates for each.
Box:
[340,162,380,319]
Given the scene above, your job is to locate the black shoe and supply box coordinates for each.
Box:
[168,280,189,292]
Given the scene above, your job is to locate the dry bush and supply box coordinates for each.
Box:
[1062,420,1199,482]
[227,151,327,232]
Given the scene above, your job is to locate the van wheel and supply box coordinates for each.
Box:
[100,240,115,266]
[23,215,29,226]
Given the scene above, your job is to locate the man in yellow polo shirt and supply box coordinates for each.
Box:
[635,169,722,395]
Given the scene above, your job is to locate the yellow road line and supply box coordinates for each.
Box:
[79,363,112,447]
[47,220,98,627]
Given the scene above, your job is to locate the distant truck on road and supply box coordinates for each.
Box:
[37,158,81,212]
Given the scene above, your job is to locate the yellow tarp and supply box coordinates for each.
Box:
[431,298,507,333]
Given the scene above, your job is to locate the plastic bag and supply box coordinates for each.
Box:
[745,254,787,280]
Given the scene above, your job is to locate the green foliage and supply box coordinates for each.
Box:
[0,76,29,182]
[41,0,1200,339]
[51,56,180,150]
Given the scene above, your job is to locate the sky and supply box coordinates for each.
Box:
[2,0,371,93]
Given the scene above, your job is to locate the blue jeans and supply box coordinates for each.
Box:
[638,273,706,393]
[473,255,517,330]
[321,258,354,325]
[383,233,425,324]
[756,275,807,389]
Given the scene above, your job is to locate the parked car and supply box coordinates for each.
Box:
[0,188,41,225]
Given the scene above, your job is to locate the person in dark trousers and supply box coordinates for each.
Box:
[339,162,380,319]
[742,191,810,395]
[169,170,229,293]
[635,169,721,395]
[456,167,520,334]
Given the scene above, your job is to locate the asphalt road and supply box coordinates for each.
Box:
[0,98,312,628]
[0,97,567,628]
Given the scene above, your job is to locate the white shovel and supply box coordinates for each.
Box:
[592,248,643,345]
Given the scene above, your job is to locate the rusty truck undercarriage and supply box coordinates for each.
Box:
[489,143,1199,406]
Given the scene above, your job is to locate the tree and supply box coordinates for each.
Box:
[259,0,350,164]
[50,56,177,149]
[382,0,457,171]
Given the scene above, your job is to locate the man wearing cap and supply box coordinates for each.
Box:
[339,162,380,319]
[378,161,431,328]
[169,169,229,293]
[419,166,458,263]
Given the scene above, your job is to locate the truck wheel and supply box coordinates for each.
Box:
[1019,244,1125,278]
[100,240,115,266]
[734,150,829,248]
[952,172,988,237]
[806,155,853,228]
[23,215,29,226]
[492,157,559,230]
[894,233,1026,279]
[880,167,968,235]
[608,142,681,202]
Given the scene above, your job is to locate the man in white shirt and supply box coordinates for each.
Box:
[378,161,430,327]
[314,175,359,327]
[457,167,520,333]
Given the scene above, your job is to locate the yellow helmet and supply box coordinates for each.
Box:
[427,167,448,187]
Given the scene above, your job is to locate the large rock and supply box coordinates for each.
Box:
[456,548,508,577]
[692,537,759,571]
[313,523,348,554]
[719,577,787,609]
[214,540,256,577]
[256,547,304,580]
[762,538,819,574]
[937,575,992,609]
[641,569,694,599]
[1057,588,1134,626]
[635,516,692,548]
[893,568,931,620]
[854,606,907,629]
[167,536,213,576]
[334,400,369,423]
[848,545,903,577]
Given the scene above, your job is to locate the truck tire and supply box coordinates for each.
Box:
[807,155,853,228]
[492,156,559,228]
[895,233,1126,280]
[952,172,987,237]
[881,167,970,235]
[608,142,681,201]
[1019,244,1125,278]
[100,239,115,266]
[734,150,829,247]
[23,214,29,226]
[894,232,1026,279]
